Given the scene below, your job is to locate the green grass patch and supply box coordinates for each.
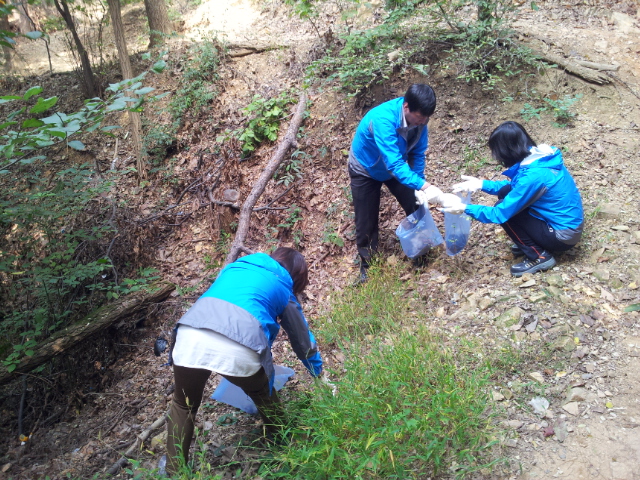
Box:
[261,265,503,479]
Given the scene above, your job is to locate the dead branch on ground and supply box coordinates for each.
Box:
[0,283,175,387]
[106,413,167,475]
[225,92,307,265]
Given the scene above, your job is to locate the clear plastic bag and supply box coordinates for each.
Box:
[444,192,472,256]
[396,204,444,259]
[211,365,295,415]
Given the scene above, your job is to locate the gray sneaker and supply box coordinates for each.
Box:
[510,251,556,277]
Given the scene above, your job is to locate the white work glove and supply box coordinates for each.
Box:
[422,184,445,205]
[415,189,428,206]
[451,175,484,194]
[317,373,337,396]
[439,193,467,215]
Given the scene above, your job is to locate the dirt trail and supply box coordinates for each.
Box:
[2,1,640,479]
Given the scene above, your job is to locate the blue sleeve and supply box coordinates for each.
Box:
[373,117,426,190]
[279,297,323,377]
[466,172,546,224]
[481,179,511,195]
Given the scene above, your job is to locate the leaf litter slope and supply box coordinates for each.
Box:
[2,0,640,479]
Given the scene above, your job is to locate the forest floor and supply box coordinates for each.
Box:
[1,0,640,479]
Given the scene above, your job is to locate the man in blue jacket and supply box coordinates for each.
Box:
[349,84,443,281]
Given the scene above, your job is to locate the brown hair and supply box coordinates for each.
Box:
[270,247,309,295]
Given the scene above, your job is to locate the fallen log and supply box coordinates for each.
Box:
[0,282,175,387]
[107,413,167,475]
[224,92,308,265]
[532,50,610,85]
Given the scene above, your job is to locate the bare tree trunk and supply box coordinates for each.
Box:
[106,0,146,179]
[143,0,170,48]
[52,0,98,97]
[225,92,307,265]
[0,4,12,70]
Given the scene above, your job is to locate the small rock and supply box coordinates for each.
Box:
[529,371,545,384]
[1,464,11,474]
[150,431,167,450]
[520,279,536,288]
[434,307,446,318]
[504,420,523,429]
[596,203,620,218]
[492,391,505,401]
[503,389,514,400]
[554,418,569,442]
[566,387,588,403]
[546,274,565,287]
[525,319,539,333]
[593,269,610,281]
[631,231,640,244]
[562,402,580,416]
[585,363,596,373]
[479,297,495,311]
[530,292,547,303]
[505,438,518,448]
[542,425,555,437]
[611,225,629,231]
[552,335,576,352]
[387,255,399,266]
[495,307,524,328]
[546,286,563,297]
[579,314,595,326]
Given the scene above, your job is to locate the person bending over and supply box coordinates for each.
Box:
[166,247,323,474]
[349,83,446,281]
[442,121,583,277]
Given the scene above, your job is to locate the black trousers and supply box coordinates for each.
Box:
[349,166,419,269]
[497,186,574,260]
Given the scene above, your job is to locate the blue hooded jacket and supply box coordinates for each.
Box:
[177,253,323,391]
[465,145,583,245]
[350,97,428,190]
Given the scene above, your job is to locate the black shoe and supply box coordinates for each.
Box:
[511,244,524,257]
[353,266,368,286]
[510,251,556,277]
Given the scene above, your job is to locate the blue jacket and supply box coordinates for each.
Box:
[465,145,583,245]
[177,253,323,391]
[350,97,428,190]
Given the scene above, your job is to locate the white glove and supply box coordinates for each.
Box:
[451,175,483,194]
[415,189,428,206]
[422,184,445,205]
[439,194,467,215]
[317,374,337,396]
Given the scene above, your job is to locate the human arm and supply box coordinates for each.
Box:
[373,117,427,190]
[451,175,511,196]
[279,297,323,377]
[465,172,547,224]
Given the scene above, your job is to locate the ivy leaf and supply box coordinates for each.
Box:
[67,140,86,151]
[134,87,154,95]
[22,118,45,128]
[151,59,167,73]
[30,96,58,114]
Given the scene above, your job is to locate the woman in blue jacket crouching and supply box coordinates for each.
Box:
[166,247,323,474]
[443,121,584,277]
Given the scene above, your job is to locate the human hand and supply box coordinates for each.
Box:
[452,175,483,194]
[439,194,467,215]
[415,189,428,206]
[422,184,445,204]
[317,373,337,396]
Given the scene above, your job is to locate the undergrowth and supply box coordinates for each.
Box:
[261,264,505,479]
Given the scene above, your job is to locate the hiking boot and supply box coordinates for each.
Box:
[511,244,524,257]
[352,265,368,286]
[510,251,556,277]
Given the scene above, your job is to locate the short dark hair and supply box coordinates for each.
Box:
[271,247,309,295]
[404,84,436,117]
[488,121,537,168]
